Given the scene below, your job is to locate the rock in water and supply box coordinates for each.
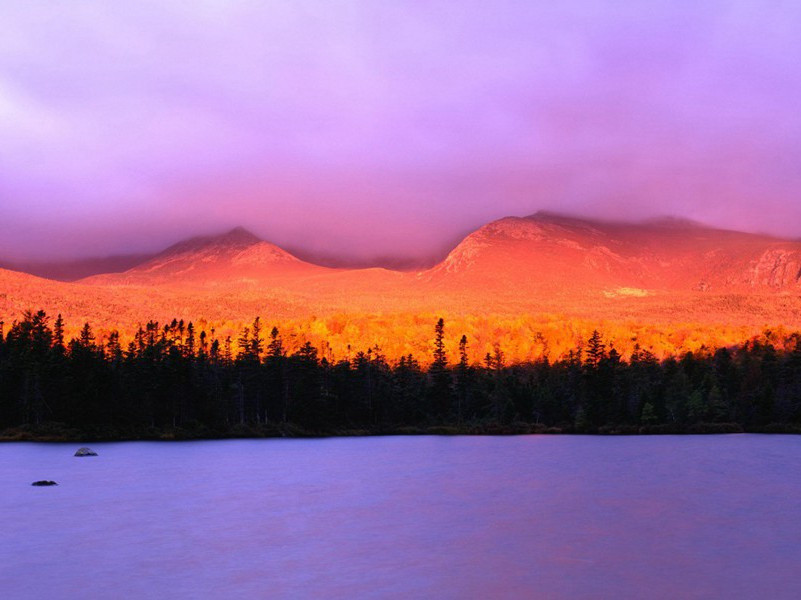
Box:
[32,480,58,486]
[74,447,98,457]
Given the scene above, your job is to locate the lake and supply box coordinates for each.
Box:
[1,435,800,599]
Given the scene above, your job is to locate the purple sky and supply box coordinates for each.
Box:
[1,1,801,263]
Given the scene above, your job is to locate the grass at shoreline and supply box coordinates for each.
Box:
[3,421,800,443]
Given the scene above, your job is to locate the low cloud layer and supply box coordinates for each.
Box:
[1,1,800,261]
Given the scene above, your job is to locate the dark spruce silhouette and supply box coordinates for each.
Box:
[1,310,800,438]
[74,447,98,457]
[31,481,58,486]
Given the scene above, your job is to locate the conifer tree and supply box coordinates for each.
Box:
[53,314,65,354]
[585,330,607,369]
[455,335,471,422]
[428,318,452,419]
[250,317,263,359]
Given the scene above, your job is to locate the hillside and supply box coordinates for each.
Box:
[4,214,801,363]
[83,227,331,287]
[423,212,801,295]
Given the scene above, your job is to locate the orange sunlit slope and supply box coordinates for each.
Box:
[4,213,801,363]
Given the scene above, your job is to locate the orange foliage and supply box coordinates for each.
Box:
[17,311,792,367]
[4,267,801,365]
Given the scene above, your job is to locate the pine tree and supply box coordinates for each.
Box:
[266,327,288,423]
[53,314,65,354]
[585,330,606,369]
[78,322,95,350]
[250,317,263,359]
[185,322,195,358]
[237,327,251,360]
[455,335,471,422]
[268,327,283,358]
[433,318,447,369]
[428,318,452,419]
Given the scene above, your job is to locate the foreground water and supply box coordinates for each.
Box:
[1,435,800,599]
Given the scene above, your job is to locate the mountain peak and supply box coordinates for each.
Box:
[527,210,573,221]
[222,226,261,242]
[80,225,319,286]
[159,227,262,257]
[525,210,594,225]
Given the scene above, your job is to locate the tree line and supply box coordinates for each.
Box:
[1,310,800,438]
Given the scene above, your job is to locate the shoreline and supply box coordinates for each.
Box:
[3,421,800,442]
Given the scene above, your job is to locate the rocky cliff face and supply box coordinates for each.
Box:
[745,249,801,288]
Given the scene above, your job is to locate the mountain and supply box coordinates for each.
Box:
[6,215,801,363]
[12,216,801,303]
[83,227,331,287]
[423,211,801,295]
[23,214,801,323]
[30,214,801,297]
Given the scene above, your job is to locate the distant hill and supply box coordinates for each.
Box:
[83,227,331,287]
[81,213,801,295]
[423,211,801,294]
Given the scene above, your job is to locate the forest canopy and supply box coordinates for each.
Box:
[1,310,800,440]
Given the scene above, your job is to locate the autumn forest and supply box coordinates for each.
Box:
[2,309,800,440]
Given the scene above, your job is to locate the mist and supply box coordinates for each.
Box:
[2,1,800,263]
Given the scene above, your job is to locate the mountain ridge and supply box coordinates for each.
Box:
[5,213,801,363]
[426,212,801,293]
[5,212,800,282]
[4,212,801,296]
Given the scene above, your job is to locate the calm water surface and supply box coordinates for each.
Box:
[1,435,800,599]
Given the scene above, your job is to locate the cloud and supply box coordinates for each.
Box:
[1,0,800,261]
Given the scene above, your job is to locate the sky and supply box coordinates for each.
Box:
[1,0,801,264]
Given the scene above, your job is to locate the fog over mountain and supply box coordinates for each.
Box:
[2,1,801,263]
